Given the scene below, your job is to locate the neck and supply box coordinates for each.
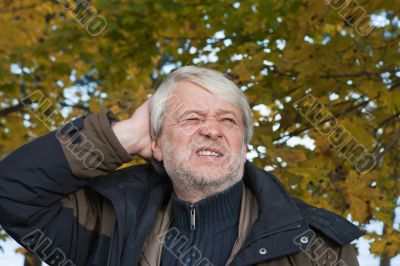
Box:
[172,177,242,203]
[173,187,216,203]
[170,179,244,232]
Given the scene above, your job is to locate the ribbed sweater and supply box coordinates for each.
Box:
[161,180,243,266]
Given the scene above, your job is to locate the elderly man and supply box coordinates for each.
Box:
[0,66,362,266]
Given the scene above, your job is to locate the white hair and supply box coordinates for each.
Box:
[149,66,253,144]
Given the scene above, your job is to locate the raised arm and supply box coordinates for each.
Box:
[0,100,152,266]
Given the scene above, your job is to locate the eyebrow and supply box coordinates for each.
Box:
[178,110,206,120]
[216,108,238,117]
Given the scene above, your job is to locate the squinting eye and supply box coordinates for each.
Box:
[183,117,201,125]
[222,118,236,124]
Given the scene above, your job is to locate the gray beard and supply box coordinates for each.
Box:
[161,139,245,199]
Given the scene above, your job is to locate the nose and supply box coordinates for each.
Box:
[199,117,223,139]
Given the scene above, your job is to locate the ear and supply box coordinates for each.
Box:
[151,138,163,161]
[242,143,247,163]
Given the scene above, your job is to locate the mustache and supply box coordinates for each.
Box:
[188,139,230,155]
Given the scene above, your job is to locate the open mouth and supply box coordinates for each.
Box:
[195,147,224,158]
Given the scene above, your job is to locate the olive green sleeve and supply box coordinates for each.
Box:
[58,109,133,178]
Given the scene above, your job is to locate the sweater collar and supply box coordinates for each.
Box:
[170,180,243,236]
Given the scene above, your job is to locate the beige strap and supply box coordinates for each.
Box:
[225,185,259,265]
[139,200,173,265]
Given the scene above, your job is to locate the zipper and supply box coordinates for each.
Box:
[242,222,303,249]
[190,204,196,230]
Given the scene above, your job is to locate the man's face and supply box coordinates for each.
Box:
[152,80,247,191]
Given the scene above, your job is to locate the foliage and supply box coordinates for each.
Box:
[1,0,400,262]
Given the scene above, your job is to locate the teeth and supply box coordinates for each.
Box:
[197,150,221,157]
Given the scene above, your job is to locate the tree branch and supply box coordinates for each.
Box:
[273,97,372,142]
[0,4,37,14]
[375,128,400,162]
[376,111,400,131]
[0,102,24,117]
[271,68,398,80]
[59,101,91,113]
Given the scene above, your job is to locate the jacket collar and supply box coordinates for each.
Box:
[242,160,305,236]
[91,161,311,265]
[229,161,310,265]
